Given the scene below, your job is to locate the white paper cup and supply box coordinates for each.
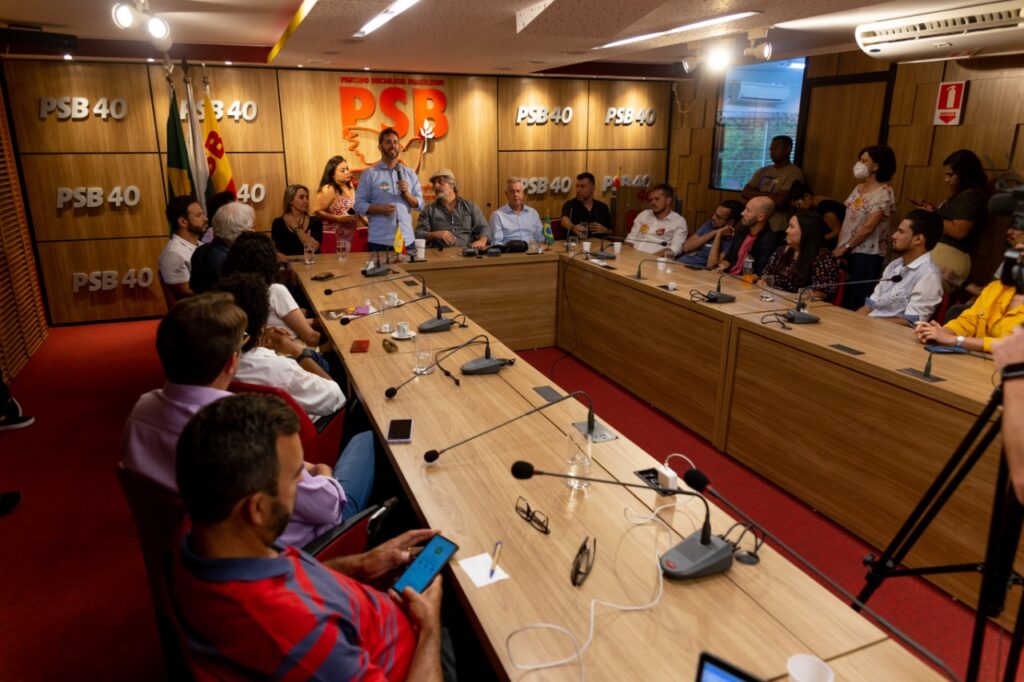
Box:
[414,238,426,249]
[612,242,622,255]
[786,655,834,682]
[582,241,592,253]
[656,257,668,272]
[416,247,426,260]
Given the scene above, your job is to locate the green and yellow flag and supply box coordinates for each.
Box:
[166,90,195,209]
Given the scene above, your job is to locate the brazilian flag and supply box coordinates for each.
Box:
[542,215,554,245]
[165,89,195,228]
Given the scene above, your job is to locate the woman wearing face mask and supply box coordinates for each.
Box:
[908,149,988,292]
[313,155,364,244]
[834,144,897,310]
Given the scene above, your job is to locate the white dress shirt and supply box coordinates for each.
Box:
[235,347,345,418]
[625,209,688,256]
[866,252,944,324]
[490,203,543,244]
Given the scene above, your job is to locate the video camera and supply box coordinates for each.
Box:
[989,178,1024,293]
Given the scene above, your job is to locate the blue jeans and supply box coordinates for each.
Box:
[368,242,395,252]
[332,430,376,519]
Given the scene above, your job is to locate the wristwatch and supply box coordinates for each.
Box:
[955,335,966,348]
[1003,362,1024,382]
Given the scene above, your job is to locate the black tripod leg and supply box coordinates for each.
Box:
[967,456,1024,682]
[1003,579,1024,682]
[857,388,1004,609]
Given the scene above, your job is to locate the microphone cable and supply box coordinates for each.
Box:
[759,312,792,330]
[505,495,706,680]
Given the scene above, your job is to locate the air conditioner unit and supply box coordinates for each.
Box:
[725,81,789,105]
[856,0,1024,62]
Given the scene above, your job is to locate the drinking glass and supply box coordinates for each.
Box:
[565,430,592,490]
[303,245,315,265]
[336,240,351,264]
[760,274,776,302]
[413,334,434,375]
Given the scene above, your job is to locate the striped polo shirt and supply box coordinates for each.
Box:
[168,535,416,681]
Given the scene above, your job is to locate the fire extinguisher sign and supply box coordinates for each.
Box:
[934,81,967,126]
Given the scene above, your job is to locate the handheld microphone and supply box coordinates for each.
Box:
[787,274,903,324]
[424,390,596,463]
[459,334,515,375]
[512,460,729,579]
[324,273,427,297]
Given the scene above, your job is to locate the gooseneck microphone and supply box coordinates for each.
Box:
[511,460,728,579]
[594,235,668,260]
[363,250,390,278]
[384,335,488,399]
[705,271,742,303]
[787,274,903,324]
[424,390,596,463]
[324,273,425,297]
[459,334,515,375]
[631,257,672,280]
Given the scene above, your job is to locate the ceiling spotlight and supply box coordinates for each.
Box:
[744,42,773,61]
[681,57,700,74]
[147,15,169,40]
[112,3,142,30]
[706,45,733,72]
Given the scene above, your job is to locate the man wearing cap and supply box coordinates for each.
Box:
[415,169,489,249]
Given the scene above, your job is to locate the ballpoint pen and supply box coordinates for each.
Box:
[489,540,502,579]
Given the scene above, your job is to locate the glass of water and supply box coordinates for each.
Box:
[336,239,351,264]
[303,245,315,265]
[567,235,579,253]
[377,296,393,334]
[565,430,592,491]
[413,334,433,375]
[760,274,775,302]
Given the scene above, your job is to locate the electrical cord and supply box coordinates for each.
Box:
[689,289,708,302]
[664,453,696,471]
[760,312,791,330]
[505,498,699,679]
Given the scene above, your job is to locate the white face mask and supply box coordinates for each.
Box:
[853,161,871,180]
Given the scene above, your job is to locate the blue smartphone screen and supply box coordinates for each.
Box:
[393,535,458,593]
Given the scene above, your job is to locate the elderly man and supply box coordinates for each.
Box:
[353,127,423,251]
[713,196,778,276]
[415,169,489,249]
[169,393,444,680]
[190,201,254,294]
[490,177,543,245]
[159,195,208,299]
[624,183,688,257]
[561,172,612,238]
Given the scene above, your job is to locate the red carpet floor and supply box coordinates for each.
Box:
[0,322,1017,680]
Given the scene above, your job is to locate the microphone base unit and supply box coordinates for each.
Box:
[659,533,734,579]
[898,367,946,383]
[362,265,391,278]
[704,290,736,304]
[590,251,616,260]
[418,317,454,334]
[784,309,820,324]
[460,357,513,375]
[572,419,617,443]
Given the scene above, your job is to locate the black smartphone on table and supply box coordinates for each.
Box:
[392,534,459,593]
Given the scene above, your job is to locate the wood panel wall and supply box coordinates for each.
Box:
[669,50,1024,283]
[0,80,46,379]
[2,61,671,323]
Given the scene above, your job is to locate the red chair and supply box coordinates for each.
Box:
[320,231,338,254]
[833,269,848,308]
[351,227,369,252]
[115,463,192,680]
[304,497,398,560]
[933,291,951,323]
[228,380,344,467]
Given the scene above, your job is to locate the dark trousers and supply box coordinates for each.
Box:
[841,253,884,310]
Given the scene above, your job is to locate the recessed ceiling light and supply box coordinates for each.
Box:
[353,0,422,38]
[147,57,155,62]
[63,53,72,61]
[223,60,232,65]
[596,11,760,49]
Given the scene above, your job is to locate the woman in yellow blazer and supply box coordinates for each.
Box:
[914,275,1024,352]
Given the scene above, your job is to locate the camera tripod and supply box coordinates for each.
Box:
[856,385,1024,681]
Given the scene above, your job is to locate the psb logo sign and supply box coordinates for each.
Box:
[339,76,449,171]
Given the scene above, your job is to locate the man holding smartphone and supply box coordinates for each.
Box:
[170,393,445,681]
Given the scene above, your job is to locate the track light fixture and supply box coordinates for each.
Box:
[744,42,773,61]
[706,45,733,72]
[110,1,172,52]
[681,56,700,74]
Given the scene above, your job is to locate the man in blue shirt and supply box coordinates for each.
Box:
[353,127,423,251]
[490,178,543,245]
[676,199,742,268]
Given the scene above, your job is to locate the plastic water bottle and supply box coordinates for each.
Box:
[742,253,754,277]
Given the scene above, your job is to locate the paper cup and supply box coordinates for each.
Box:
[786,655,834,682]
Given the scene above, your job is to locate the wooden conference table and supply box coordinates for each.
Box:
[295,249,942,681]
[403,244,1012,624]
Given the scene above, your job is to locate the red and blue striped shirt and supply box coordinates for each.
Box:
[168,535,416,681]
